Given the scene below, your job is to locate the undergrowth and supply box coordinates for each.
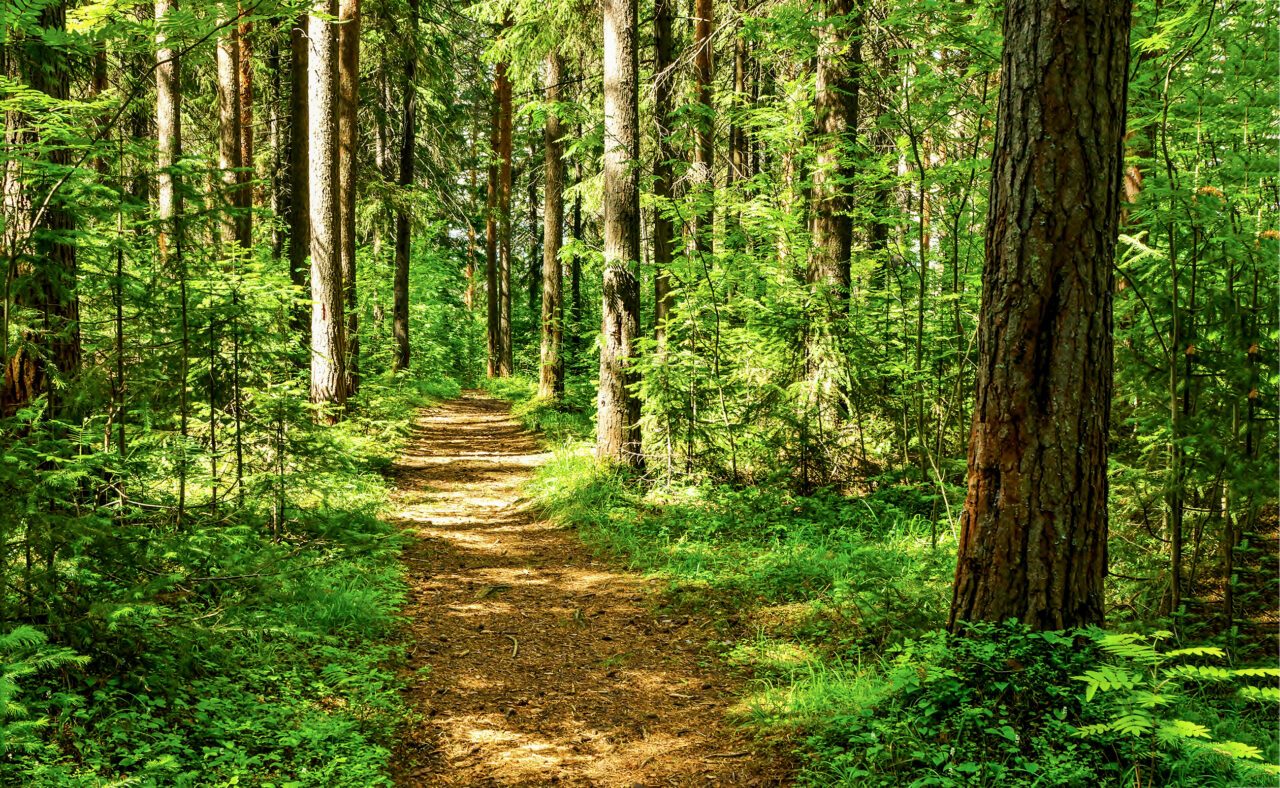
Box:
[1,374,454,786]
[492,376,1280,788]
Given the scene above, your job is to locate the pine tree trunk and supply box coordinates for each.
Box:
[288,14,310,335]
[949,0,1131,631]
[485,78,500,377]
[392,0,418,371]
[538,51,565,400]
[338,0,360,393]
[217,15,244,251]
[597,0,643,468]
[308,0,346,412]
[691,0,714,258]
[652,0,675,344]
[497,57,514,376]
[238,9,254,232]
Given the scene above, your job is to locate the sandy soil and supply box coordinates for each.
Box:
[388,391,793,787]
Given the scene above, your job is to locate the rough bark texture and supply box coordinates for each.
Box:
[217,16,245,250]
[538,52,565,400]
[690,0,714,257]
[237,10,254,226]
[809,0,859,299]
[497,58,514,377]
[949,0,1131,632]
[155,0,181,269]
[597,0,643,468]
[308,0,346,410]
[485,81,500,377]
[338,0,360,392]
[392,0,419,371]
[652,0,675,344]
[288,14,310,331]
[0,0,79,418]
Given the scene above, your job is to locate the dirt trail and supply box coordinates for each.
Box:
[389,392,791,787]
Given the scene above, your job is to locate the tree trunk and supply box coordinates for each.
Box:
[652,0,675,344]
[485,77,500,377]
[1,0,79,418]
[949,0,1131,631]
[288,14,310,335]
[217,13,244,250]
[338,0,360,393]
[497,56,514,376]
[308,0,346,412]
[392,0,418,371]
[539,51,565,400]
[597,0,643,468]
[238,8,254,226]
[690,0,714,258]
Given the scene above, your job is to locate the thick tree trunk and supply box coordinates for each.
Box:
[338,0,360,393]
[497,58,514,376]
[392,0,419,371]
[238,9,254,227]
[308,0,346,412]
[485,80,500,377]
[217,14,245,250]
[538,51,565,400]
[690,0,714,257]
[652,0,675,344]
[597,0,643,468]
[1,0,79,418]
[949,0,1131,632]
[288,15,310,334]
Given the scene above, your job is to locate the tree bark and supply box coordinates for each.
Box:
[308,0,346,412]
[238,8,254,225]
[217,12,245,250]
[288,14,310,335]
[539,51,565,400]
[690,0,714,257]
[497,57,514,376]
[392,0,419,371]
[338,0,360,393]
[949,0,1131,631]
[597,0,643,468]
[485,77,500,377]
[652,0,675,344]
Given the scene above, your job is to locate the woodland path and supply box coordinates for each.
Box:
[389,392,792,787]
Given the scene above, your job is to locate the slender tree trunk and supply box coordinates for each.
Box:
[391,0,418,371]
[238,8,254,228]
[288,14,310,336]
[497,56,514,376]
[949,0,1131,631]
[308,0,346,412]
[691,0,714,257]
[338,0,360,393]
[217,12,244,250]
[268,21,284,260]
[597,0,643,468]
[485,78,500,377]
[528,143,541,316]
[539,51,565,400]
[652,0,675,344]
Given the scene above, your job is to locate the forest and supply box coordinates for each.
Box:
[0,0,1277,784]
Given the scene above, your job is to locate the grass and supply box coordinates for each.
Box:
[2,373,455,786]
[490,375,1280,788]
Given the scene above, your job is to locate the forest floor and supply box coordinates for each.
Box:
[388,392,792,787]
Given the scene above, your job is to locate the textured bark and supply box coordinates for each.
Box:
[308,0,346,411]
[949,0,1131,632]
[652,0,675,343]
[497,57,514,376]
[155,0,181,270]
[238,9,254,223]
[538,52,565,400]
[0,0,79,418]
[485,80,500,377]
[288,15,310,332]
[597,0,643,468]
[690,0,714,257]
[809,0,859,299]
[392,0,419,371]
[217,14,245,250]
[338,0,360,392]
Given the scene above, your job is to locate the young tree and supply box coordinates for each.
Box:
[538,51,565,399]
[338,0,360,392]
[308,0,347,411]
[949,0,1132,631]
[392,0,419,371]
[652,0,675,344]
[497,56,514,376]
[485,80,500,377]
[597,0,643,468]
